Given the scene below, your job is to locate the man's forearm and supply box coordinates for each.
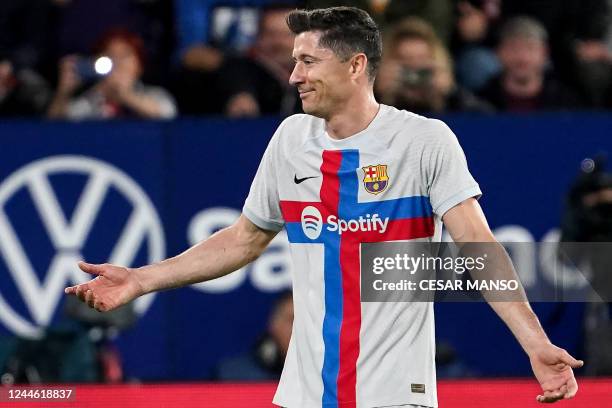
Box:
[132,216,275,294]
[468,241,551,356]
[489,301,550,356]
[442,200,551,357]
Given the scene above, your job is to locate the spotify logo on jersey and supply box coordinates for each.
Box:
[300,206,390,240]
[301,206,323,239]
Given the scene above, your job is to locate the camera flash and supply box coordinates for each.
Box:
[94,56,113,75]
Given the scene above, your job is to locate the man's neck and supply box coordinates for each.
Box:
[325,91,380,139]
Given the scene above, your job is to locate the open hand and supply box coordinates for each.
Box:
[529,343,583,403]
[65,262,144,312]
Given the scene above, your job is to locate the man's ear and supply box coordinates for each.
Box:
[350,53,368,79]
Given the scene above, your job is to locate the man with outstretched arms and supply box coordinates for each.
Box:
[66,7,583,407]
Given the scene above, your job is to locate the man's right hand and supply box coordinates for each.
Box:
[65,262,144,312]
[56,56,82,97]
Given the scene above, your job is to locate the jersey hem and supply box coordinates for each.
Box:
[434,185,482,217]
[242,206,284,232]
[273,399,436,408]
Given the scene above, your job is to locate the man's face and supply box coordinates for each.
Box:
[498,36,547,82]
[395,37,434,71]
[289,31,354,118]
[392,38,437,109]
[103,39,142,83]
[257,10,294,68]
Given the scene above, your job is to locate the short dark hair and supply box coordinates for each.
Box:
[286,7,382,81]
[93,28,146,69]
[498,16,548,44]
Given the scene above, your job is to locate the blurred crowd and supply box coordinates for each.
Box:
[2,0,612,120]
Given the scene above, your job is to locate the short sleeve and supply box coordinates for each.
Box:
[242,123,285,232]
[424,120,482,217]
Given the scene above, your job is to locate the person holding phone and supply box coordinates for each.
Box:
[375,18,492,114]
[47,28,177,120]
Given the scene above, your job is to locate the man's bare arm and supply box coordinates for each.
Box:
[441,198,548,350]
[136,215,277,293]
[65,215,278,311]
[442,198,583,403]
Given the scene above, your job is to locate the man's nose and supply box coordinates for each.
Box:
[289,62,304,86]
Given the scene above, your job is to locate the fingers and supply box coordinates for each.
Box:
[64,279,93,296]
[77,284,91,304]
[65,283,89,303]
[564,376,579,399]
[559,350,584,369]
[64,283,105,311]
[538,377,579,403]
[78,261,105,276]
[85,290,95,308]
[59,55,76,70]
[537,389,565,403]
[93,298,104,312]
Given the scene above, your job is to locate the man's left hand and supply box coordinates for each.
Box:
[529,343,583,403]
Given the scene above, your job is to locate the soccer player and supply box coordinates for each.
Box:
[65,7,583,407]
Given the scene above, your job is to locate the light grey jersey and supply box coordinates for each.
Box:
[243,104,481,408]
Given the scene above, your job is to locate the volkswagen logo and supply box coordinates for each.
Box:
[0,156,164,338]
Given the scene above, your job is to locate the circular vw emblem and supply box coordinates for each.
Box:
[301,206,323,240]
[0,156,165,338]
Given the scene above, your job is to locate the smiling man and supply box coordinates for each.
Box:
[65,7,582,408]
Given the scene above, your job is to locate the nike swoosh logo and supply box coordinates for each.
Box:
[294,175,318,184]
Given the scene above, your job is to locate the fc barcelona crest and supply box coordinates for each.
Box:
[362,164,389,195]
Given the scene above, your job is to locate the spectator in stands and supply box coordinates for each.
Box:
[0,0,52,75]
[452,0,502,91]
[173,0,297,114]
[0,0,54,116]
[375,18,493,114]
[383,0,455,46]
[220,5,299,117]
[478,17,581,112]
[47,28,177,120]
[0,59,51,117]
[50,0,173,86]
[215,291,293,381]
[502,0,611,108]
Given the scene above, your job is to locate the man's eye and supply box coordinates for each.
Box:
[304,60,314,65]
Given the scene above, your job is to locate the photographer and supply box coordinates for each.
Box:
[215,291,293,381]
[560,157,612,376]
[375,18,492,114]
[47,28,176,120]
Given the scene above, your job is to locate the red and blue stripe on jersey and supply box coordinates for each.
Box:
[280,150,434,407]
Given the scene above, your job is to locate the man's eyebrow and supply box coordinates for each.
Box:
[292,53,320,61]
